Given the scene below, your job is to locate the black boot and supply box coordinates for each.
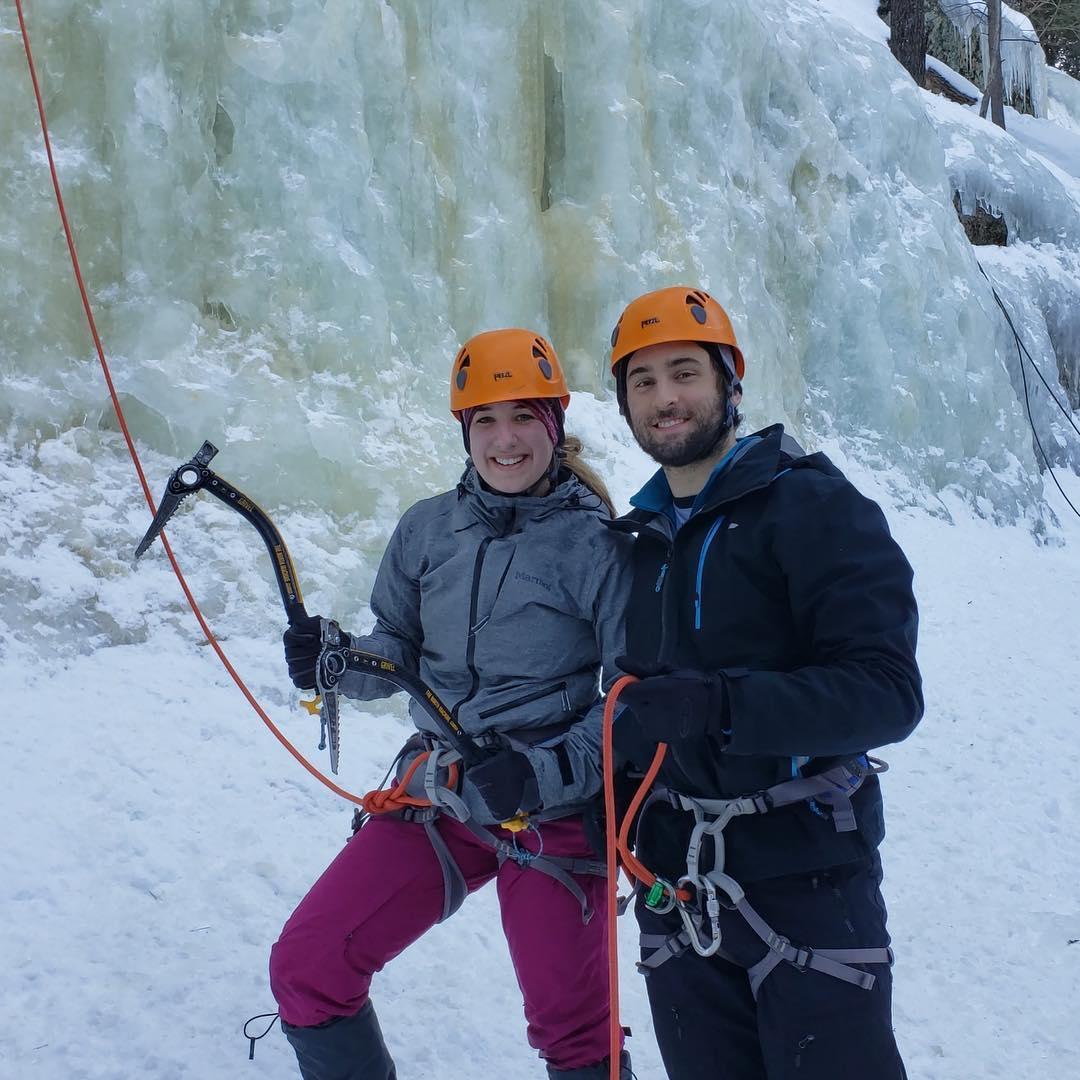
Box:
[281,999,397,1080]
[547,1050,632,1079]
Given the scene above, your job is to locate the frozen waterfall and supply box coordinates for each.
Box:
[1,0,1079,657]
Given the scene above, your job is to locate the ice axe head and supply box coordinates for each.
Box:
[134,441,220,558]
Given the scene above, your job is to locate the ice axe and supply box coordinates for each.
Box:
[133,442,506,795]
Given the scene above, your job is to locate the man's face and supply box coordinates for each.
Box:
[624,341,741,467]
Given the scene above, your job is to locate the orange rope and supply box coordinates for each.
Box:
[14,0,403,810]
[602,676,635,1080]
[603,674,700,1079]
[361,755,461,815]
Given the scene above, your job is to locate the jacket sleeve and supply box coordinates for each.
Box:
[723,480,923,758]
[522,532,633,809]
[337,514,422,703]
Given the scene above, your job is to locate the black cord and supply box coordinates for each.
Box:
[986,281,1080,439]
[978,265,1080,520]
[243,1012,279,1061]
[1013,326,1080,518]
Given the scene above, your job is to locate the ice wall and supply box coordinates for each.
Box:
[2,1,1058,500]
[2,0,1079,658]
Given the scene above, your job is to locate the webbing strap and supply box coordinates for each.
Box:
[666,757,886,835]
[638,930,691,973]
[736,894,892,996]
[423,819,469,922]
[638,912,893,995]
[637,930,739,973]
[461,819,605,924]
[422,747,472,822]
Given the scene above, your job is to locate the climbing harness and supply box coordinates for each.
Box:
[632,757,895,996]
[349,731,607,924]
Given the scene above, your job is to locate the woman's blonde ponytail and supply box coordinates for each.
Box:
[561,435,616,517]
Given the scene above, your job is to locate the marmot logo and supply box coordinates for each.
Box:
[641,316,660,327]
[514,571,552,592]
[493,370,513,380]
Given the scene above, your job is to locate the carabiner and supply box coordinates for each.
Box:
[643,876,678,915]
[676,875,724,958]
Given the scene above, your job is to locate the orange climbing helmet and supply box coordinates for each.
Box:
[450,329,570,418]
[609,286,745,381]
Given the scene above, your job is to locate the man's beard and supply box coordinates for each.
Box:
[630,401,731,468]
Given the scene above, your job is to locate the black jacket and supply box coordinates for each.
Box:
[610,425,923,883]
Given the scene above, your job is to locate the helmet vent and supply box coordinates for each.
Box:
[686,290,710,324]
[455,351,470,391]
[610,319,622,347]
[532,340,555,379]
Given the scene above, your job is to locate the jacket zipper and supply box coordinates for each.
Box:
[694,515,726,630]
[452,536,493,721]
[476,681,570,720]
[654,540,676,664]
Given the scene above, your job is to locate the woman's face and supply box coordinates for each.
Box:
[469,400,554,493]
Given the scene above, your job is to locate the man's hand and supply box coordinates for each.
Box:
[614,659,729,761]
[467,748,540,821]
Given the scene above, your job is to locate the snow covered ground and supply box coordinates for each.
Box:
[2,412,1079,1080]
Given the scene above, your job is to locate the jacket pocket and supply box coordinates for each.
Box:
[476,681,570,720]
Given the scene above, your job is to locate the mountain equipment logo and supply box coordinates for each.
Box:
[641,316,660,327]
[493,370,513,380]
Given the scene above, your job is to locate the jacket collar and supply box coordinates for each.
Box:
[452,463,604,535]
[613,424,790,533]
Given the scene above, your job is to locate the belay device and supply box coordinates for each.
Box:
[134,441,487,775]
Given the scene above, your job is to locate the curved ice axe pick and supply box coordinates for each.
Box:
[134,441,305,613]
[132,442,499,790]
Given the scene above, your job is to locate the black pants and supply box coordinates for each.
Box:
[636,856,906,1080]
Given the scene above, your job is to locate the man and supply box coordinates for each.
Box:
[606,286,922,1079]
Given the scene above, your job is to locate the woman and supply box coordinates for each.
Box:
[269,329,633,1080]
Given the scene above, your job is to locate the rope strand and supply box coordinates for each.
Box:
[14,0,377,807]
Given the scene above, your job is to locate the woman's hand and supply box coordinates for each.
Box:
[282,614,352,689]
[467,748,540,821]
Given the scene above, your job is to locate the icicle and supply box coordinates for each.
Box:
[938,1,1047,117]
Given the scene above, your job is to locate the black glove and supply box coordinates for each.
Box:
[614,657,730,755]
[282,614,352,690]
[467,748,540,821]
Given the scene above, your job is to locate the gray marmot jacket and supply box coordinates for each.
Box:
[339,465,632,823]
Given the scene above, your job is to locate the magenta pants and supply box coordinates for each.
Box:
[269,813,612,1070]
